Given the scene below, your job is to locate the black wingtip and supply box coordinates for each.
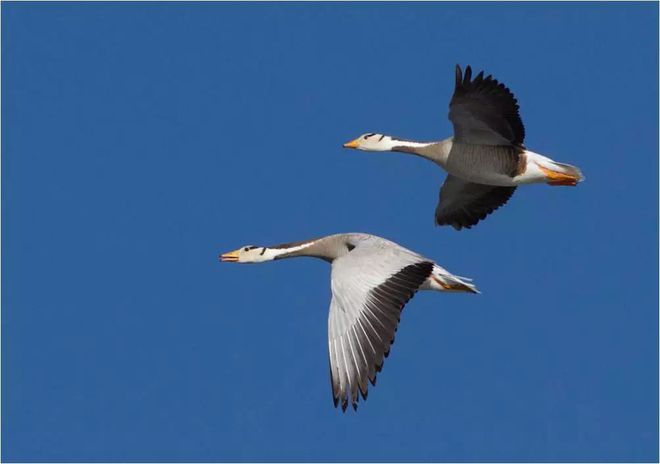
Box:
[456,64,476,88]
[329,363,339,408]
[455,64,462,88]
[463,65,472,85]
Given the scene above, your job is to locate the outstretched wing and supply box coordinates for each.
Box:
[328,239,433,411]
[449,64,525,146]
[435,175,516,230]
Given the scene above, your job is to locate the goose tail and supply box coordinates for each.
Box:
[536,158,585,186]
[425,265,480,294]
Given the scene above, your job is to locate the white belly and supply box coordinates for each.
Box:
[513,150,557,185]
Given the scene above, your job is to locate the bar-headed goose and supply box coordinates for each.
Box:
[220,233,477,411]
[343,65,584,230]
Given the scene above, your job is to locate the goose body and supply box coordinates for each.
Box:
[344,65,584,230]
[220,233,478,411]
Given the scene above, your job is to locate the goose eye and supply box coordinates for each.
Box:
[243,247,249,251]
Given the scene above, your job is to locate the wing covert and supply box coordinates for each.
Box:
[327,241,433,411]
[448,64,525,146]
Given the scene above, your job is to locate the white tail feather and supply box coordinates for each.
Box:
[517,150,585,185]
[547,160,585,183]
[424,265,480,294]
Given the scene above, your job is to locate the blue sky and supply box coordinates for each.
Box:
[2,2,658,462]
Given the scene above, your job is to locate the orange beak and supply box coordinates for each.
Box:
[342,138,360,149]
[219,249,240,262]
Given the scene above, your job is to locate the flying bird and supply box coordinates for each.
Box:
[220,233,478,411]
[343,64,584,230]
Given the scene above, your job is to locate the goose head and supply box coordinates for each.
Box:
[343,133,398,152]
[220,245,269,263]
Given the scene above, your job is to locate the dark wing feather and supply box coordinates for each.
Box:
[435,175,516,230]
[449,64,525,146]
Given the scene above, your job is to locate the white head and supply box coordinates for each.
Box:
[219,245,277,263]
[220,240,314,263]
[342,133,399,152]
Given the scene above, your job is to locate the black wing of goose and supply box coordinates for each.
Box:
[435,175,517,230]
[328,260,434,411]
[449,64,525,146]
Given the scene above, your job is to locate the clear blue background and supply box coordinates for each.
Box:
[2,2,658,462]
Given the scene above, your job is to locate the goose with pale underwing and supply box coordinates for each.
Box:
[219,233,478,411]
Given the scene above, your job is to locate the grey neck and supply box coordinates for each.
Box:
[270,235,351,262]
[390,137,453,165]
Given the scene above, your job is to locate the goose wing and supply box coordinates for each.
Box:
[435,175,516,230]
[328,239,433,411]
[448,64,525,146]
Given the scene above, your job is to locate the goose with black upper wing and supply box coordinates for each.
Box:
[343,65,584,230]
